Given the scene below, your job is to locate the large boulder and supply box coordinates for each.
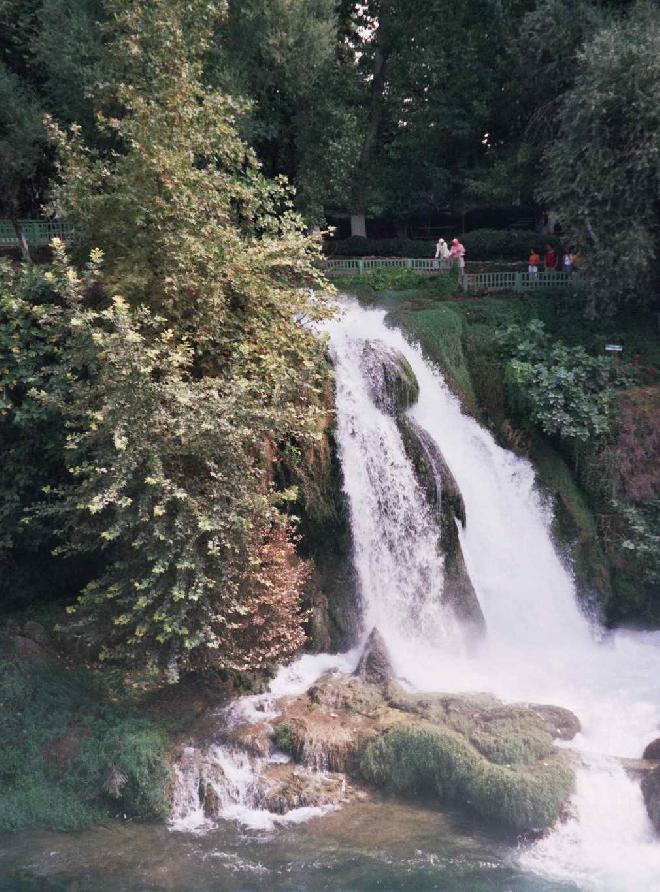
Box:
[271,673,576,836]
[360,340,419,415]
[642,766,660,834]
[397,416,485,635]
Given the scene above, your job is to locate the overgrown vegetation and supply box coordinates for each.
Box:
[0,636,171,832]
[0,0,334,677]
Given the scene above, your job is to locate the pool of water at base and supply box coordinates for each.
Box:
[0,799,578,892]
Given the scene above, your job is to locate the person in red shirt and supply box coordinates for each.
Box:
[528,250,540,277]
[544,244,558,272]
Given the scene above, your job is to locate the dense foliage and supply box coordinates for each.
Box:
[503,321,628,443]
[541,2,660,315]
[0,0,333,676]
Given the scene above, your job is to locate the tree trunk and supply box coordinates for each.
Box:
[350,40,389,233]
[350,214,367,238]
[12,220,31,263]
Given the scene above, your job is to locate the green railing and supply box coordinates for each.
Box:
[324,257,449,275]
[464,270,577,292]
[0,220,75,248]
[325,257,577,292]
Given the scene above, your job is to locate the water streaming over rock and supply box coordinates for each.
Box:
[326,302,660,892]
[170,299,660,891]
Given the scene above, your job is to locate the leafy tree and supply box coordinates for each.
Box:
[211,1,338,203]
[0,0,106,218]
[541,2,660,315]
[0,62,46,246]
[2,0,334,675]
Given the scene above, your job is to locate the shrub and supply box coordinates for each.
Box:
[272,722,295,754]
[461,229,560,261]
[341,266,459,296]
[324,231,561,261]
[323,237,435,258]
[0,637,172,832]
[502,320,632,443]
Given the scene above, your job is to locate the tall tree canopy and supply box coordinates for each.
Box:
[541,1,660,314]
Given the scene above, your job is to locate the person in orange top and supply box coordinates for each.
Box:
[528,250,540,277]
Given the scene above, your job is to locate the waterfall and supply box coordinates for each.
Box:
[170,298,659,890]
[326,301,660,891]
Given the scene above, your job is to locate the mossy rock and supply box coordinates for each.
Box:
[275,672,577,837]
[360,339,420,414]
[360,724,573,835]
[388,304,478,413]
[530,435,612,610]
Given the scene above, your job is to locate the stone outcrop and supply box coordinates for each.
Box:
[269,668,577,836]
[397,416,485,635]
[360,340,419,414]
[253,763,347,814]
[355,628,395,690]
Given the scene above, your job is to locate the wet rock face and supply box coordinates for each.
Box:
[643,738,660,761]
[360,340,419,415]
[397,416,485,636]
[355,628,395,690]
[642,767,660,833]
[254,763,346,814]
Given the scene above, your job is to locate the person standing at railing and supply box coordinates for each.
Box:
[562,250,573,274]
[450,238,465,271]
[528,249,540,277]
[434,237,450,269]
[572,249,584,272]
[544,244,558,274]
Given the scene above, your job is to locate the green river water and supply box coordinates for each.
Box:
[0,799,576,892]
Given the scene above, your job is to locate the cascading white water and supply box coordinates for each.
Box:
[326,301,660,892]
[330,325,465,657]
[169,651,357,833]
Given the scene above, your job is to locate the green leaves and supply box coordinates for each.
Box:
[503,321,624,443]
[541,4,660,316]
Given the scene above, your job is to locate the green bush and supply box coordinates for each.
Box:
[324,231,560,262]
[272,722,295,754]
[0,637,172,832]
[343,266,459,296]
[461,229,560,261]
[324,237,435,258]
[360,725,573,834]
[502,320,632,443]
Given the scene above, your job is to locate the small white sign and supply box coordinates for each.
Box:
[605,344,623,352]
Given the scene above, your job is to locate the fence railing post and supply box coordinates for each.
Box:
[358,259,364,275]
[514,272,522,292]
